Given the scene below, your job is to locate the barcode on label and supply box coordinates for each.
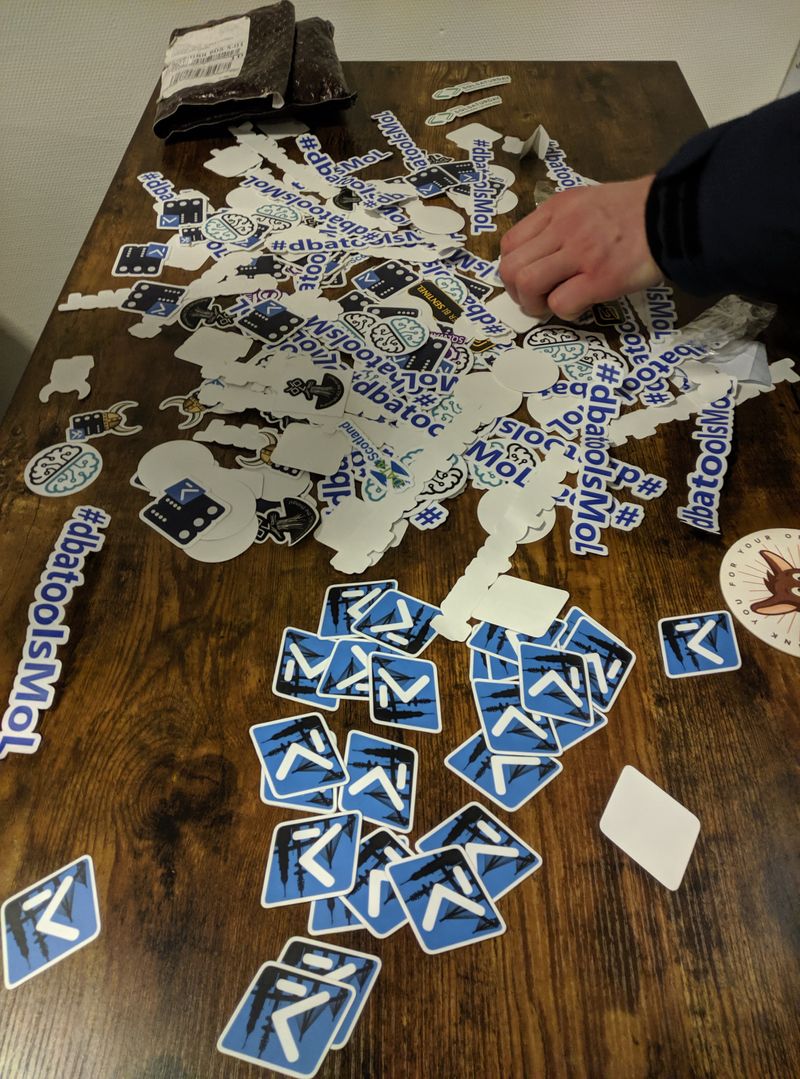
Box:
[160,15,250,99]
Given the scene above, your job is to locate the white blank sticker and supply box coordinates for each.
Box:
[471,574,568,637]
[600,766,700,890]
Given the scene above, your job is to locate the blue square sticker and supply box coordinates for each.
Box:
[351,589,441,656]
[260,772,337,814]
[416,802,542,901]
[339,731,418,834]
[165,477,205,504]
[341,828,412,939]
[560,614,635,710]
[250,713,347,799]
[319,637,384,700]
[386,846,506,955]
[273,627,339,712]
[2,855,100,989]
[444,730,563,812]
[472,679,560,756]
[262,812,362,908]
[519,643,594,725]
[318,582,398,638]
[658,611,741,678]
[217,961,355,1077]
[369,652,441,732]
[277,938,381,1050]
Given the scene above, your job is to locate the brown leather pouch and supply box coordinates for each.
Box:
[154,3,355,140]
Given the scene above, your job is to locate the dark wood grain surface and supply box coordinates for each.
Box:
[1,61,798,1079]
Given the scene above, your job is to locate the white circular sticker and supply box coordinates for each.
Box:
[719,528,800,657]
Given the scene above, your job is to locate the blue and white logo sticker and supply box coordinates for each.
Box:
[273,627,339,711]
[260,771,338,814]
[560,614,635,710]
[319,637,385,700]
[368,652,441,732]
[217,961,356,1078]
[318,580,398,637]
[552,712,608,752]
[658,611,741,678]
[2,855,100,989]
[386,846,506,955]
[341,828,412,938]
[444,730,563,811]
[472,679,561,756]
[352,589,441,656]
[519,643,594,726]
[262,812,362,908]
[277,937,381,1050]
[339,731,418,834]
[467,619,564,662]
[250,713,347,799]
[416,802,542,900]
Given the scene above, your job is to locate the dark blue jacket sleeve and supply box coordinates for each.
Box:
[645,91,800,304]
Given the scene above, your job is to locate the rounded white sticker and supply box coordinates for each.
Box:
[719,528,800,657]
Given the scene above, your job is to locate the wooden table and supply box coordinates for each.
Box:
[1,61,798,1079]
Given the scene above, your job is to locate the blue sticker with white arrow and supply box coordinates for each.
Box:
[262,812,361,907]
[368,652,441,733]
[386,846,506,955]
[250,714,347,799]
[273,627,339,711]
[560,614,635,710]
[217,961,356,1078]
[472,679,561,756]
[416,802,542,901]
[260,771,338,814]
[518,643,594,726]
[658,611,741,678]
[341,828,411,938]
[277,937,381,1050]
[444,730,563,812]
[308,895,365,937]
[339,731,418,833]
[2,855,100,990]
[487,654,520,682]
[351,589,441,656]
[319,637,384,700]
[318,580,397,638]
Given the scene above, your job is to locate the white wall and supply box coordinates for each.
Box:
[1,1,798,418]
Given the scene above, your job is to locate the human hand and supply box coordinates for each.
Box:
[499,175,663,320]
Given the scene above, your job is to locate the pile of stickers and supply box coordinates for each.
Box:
[210,577,633,1072]
[46,85,796,588]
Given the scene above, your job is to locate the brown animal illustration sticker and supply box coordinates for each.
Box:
[719,529,800,657]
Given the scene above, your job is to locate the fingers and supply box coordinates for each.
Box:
[546,274,598,321]
[499,229,561,304]
[509,250,580,317]
[499,205,551,256]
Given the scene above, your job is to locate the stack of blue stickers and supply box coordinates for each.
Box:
[447,609,635,810]
[218,936,381,1076]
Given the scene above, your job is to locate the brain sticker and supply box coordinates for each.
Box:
[24,442,103,498]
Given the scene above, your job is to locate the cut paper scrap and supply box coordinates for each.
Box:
[600,766,700,891]
[193,419,276,452]
[40,356,94,403]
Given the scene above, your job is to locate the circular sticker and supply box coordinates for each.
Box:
[25,442,102,498]
[719,528,800,657]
